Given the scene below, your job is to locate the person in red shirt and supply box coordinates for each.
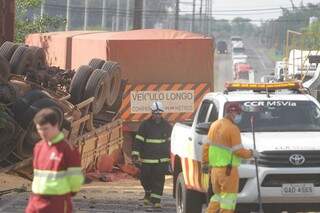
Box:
[26,108,84,213]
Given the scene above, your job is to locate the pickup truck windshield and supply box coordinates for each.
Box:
[224,101,320,132]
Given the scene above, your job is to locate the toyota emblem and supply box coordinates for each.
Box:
[289,154,305,166]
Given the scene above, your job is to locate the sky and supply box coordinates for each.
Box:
[181,0,320,21]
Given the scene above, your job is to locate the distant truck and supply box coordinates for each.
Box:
[274,61,287,81]
[287,49,319,81]
[216,40,228,54]
[234,63,254,82]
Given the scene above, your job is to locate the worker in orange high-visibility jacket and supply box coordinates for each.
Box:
[202,102,260,213]
[26,108,84,213]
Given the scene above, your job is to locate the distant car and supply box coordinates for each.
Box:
[231,36,243,46]
[217,41,228,54]
[232,41,244,48]
[232,47,245,59]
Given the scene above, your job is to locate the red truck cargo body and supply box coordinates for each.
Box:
[26,29,214,131]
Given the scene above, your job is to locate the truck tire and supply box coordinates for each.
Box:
[88,58,105,70]
[0,55,11,81]
[0,113,17,161]
[11,90,49,125]
[0,82,16,104]
[176,173,203,213]
[101,61,121,107]
[10,46,34,75]
[29,46,47,71]
[17,98,64,157]
[0,41,19,61]
[69,65,94,104]
[100,79,125,113]
[19,97,63,130]
[84,69,109,114]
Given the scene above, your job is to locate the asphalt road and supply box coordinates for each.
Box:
[0,45,317,213]
[0,177,177,213]
[214,39,276,92]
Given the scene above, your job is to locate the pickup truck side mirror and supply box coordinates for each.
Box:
[196,122,211,135]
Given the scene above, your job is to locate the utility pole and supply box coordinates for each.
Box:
[133,0,143,29]
[175,0,180,30]
[199,0,203,33]
[66,0,71,31]
[40,0,46,18]
[116,0,121,31]
[191,0,196,32]
[84,0,89,30]
[0,0,15,43]
[126,0,131,30]
[142,0,146,28]
[101,0,107,30]
[0,0,3,44]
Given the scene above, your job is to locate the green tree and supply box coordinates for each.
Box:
[15,0,65,43]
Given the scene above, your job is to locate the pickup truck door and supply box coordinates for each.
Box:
[193,100,219,161]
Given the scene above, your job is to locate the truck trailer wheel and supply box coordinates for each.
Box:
[0,41,19,61]
[10,46,34,75]
[0,113,18,161]
[101,61,121,107]
[29,46,47,71]
[11,90,49,125]
[88,58,105,70]
[0,55,11,82]
[69,65,94,104]
[176,173,203,213]
[84,69,109,114]
[17,98,64,157]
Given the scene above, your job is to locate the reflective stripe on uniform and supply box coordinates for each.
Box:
[231,144,244,152]
[67,167,83,176]
[220,193,237,210]
[151,193,162,199]
[132,151,140,156]
[212,143,232,152]
[141,158,170,164]
[210,194,221,203]
[136,135,144,141]
[209,145,241,167]
[145,139,166,144]
[34,169,67,179]
[32,168,83,195]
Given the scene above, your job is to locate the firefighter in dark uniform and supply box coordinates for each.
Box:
[132,101,172,211]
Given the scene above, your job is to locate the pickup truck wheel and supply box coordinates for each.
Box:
[176,173,203,213]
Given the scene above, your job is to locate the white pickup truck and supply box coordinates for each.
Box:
[171,82,320,213]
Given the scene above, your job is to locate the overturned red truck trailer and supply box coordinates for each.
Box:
[26,29,214,158]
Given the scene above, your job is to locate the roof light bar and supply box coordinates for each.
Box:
[225,82,302,91]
